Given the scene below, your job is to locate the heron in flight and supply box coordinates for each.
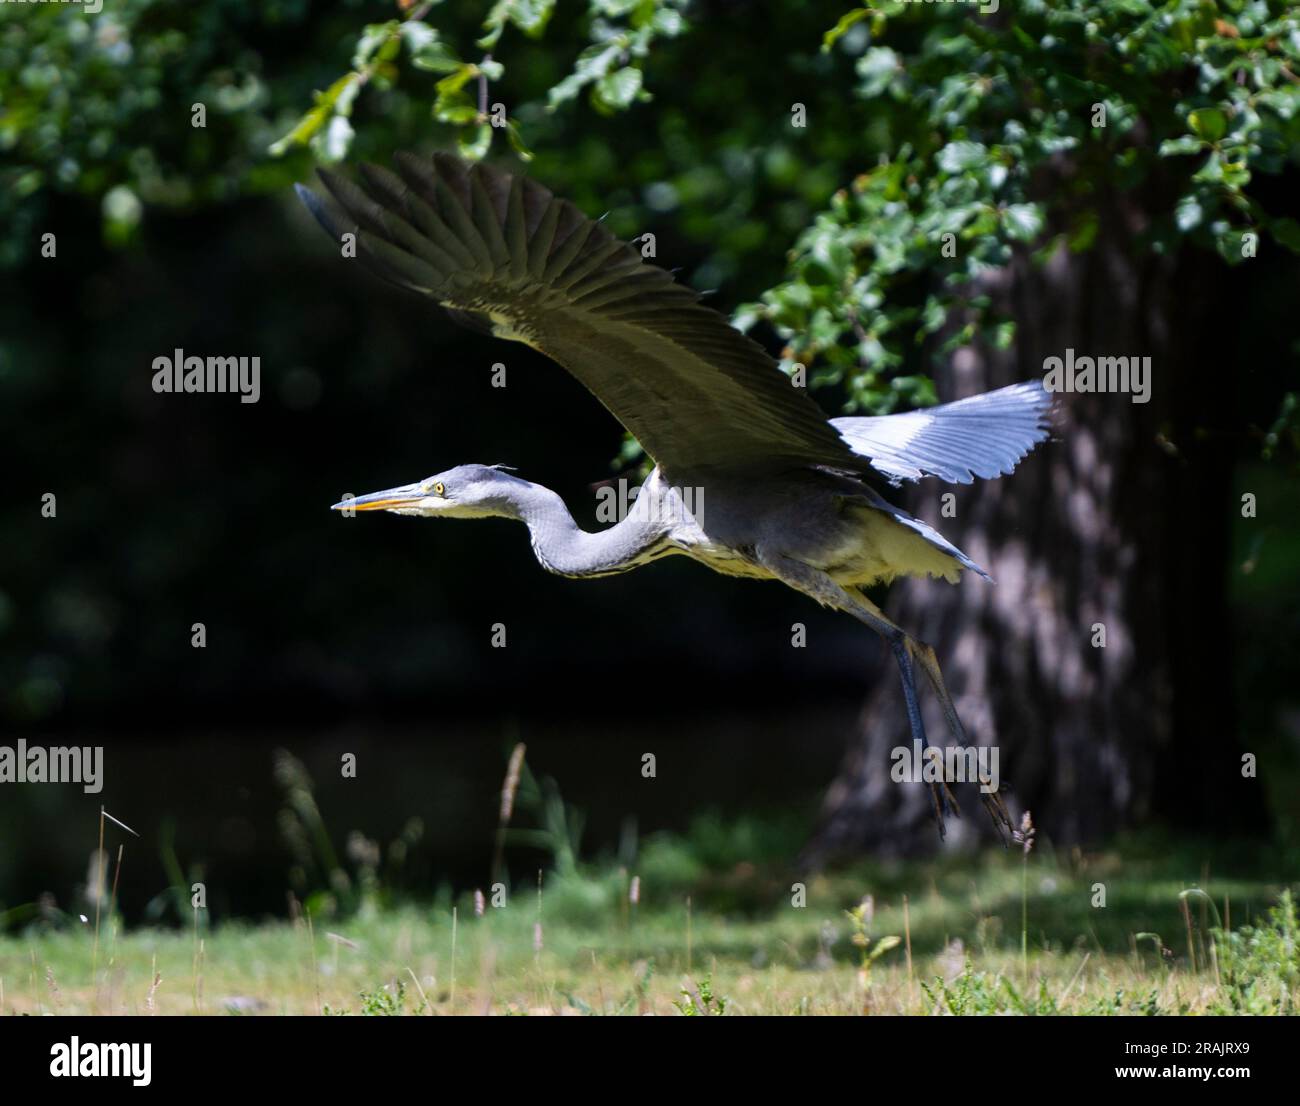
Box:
[296,152,1051,838]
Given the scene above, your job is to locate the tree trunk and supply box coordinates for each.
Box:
[801,213,1264,865]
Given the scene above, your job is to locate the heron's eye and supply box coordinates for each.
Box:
[433,482,446,496]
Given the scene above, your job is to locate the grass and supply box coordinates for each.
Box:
[2,819,1297,1015]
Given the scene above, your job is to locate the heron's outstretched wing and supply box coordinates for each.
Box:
[295,152,868,478]
[830,382,1052,485]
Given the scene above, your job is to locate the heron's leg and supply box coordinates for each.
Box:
[850,588,1012,840]
[908,638,1012,839]
[756,550,957,837]
[889,631,957,836]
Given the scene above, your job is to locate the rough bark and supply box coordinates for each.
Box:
[802,216,1262,865]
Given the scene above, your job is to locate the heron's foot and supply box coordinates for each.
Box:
[977,782,1014,845]
[927,778,960,840]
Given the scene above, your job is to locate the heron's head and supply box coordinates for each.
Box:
[331,464,529,520]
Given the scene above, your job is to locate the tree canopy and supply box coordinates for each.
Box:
[6,0,1299,425]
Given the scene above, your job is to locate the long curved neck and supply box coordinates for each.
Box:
[492,479,672,578]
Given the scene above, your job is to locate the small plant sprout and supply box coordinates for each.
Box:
[1014,809,1036,986]
[674,974,727,1016]
[846,895,901,1012]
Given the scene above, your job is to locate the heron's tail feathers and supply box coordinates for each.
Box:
[830,381,1053,485]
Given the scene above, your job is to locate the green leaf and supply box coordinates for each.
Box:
[1188,107,1228,142]
[937,141,988,174]
[508,0,555,37]
[856,47,901,99]
[594,66,643,111]
[436,65,478,98]
[1192,151,1223,184]
[1003,203,1043,242]
[403,24,461,74]
[547,42,621,111]
[332,74,361,118]
[411,46,463,74]
[318,73,361,113]
[457,122,493,162]
[433,64,482,123]
[822,6,870,53]
[354,22,398,70]
[397,21,437,53]
[1158,135,1204,157]
[1220,160,1251,188]
[268,104,329,157]
[311,114,354,164]
[479,0,556,49]
[435,94,480,125]
[506,120,534,161]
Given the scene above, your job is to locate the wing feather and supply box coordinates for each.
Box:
[297,152,868,478]
[831,382,1053,485]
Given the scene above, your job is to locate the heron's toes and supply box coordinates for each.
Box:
[927,779,960,840]
[978,783,1014,844]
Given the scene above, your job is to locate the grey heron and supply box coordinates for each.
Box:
[296,152,1052,839]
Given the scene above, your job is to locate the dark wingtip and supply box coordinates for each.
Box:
[294,180,339,238]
